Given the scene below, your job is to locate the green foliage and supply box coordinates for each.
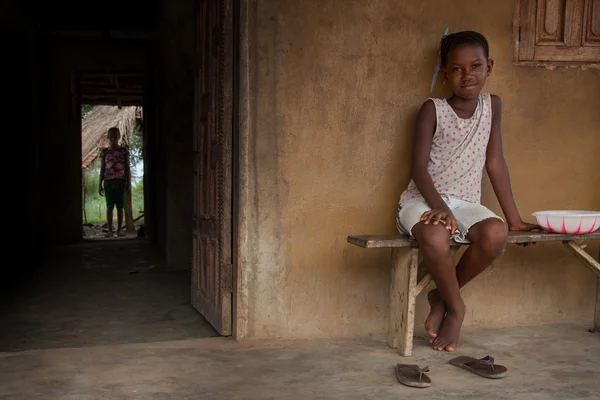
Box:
[129,123,144,167]
[81,104,95,120]
[82,159,144,224]
[83,159,101,197]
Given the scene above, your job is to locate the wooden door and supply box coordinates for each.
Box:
[191,0,233,336]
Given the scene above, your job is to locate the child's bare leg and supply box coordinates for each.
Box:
[456,218,507,286]
[431,218,507,351]
[106,207,114,236]
[117,208,124,235]
[412,222,465,351]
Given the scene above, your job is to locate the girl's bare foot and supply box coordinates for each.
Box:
[432,305,465,352]
[425,289,446,342]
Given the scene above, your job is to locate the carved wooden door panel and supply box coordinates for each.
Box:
[192,0,233,336]
[516,0,600,62]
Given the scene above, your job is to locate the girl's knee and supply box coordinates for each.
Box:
[471,218,508,254]
[414,223,451,253]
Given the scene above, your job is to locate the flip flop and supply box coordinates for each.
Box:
[395,364,431,388]
[449,355,507,379]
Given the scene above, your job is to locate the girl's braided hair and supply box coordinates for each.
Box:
[440,31,489,67]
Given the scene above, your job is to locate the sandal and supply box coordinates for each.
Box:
[449,355,507,379]
[395,364,431,388]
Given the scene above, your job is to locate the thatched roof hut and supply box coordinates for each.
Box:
[81,106,136,168]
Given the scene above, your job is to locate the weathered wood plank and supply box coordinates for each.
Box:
[387,248,402,349]
[390,248,419,357]
[348,235,416,248]
[348,231,600,249]
[597,246,600,331]
[596,277,600,331]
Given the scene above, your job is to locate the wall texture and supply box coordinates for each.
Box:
[243,0,600,338]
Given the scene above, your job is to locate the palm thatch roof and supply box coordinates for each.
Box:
[81,106,136,168]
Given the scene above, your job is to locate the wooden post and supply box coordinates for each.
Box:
[82,171,87,224]
[124,179,135,232]
[596,246,600,331]
[388,248,419,356]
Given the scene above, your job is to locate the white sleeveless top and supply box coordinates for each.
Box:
[400,93,493,205]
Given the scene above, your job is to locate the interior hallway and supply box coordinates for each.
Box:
[0,240,217,352]
[0,323,598,399]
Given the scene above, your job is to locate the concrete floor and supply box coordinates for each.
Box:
[1,241,598,399]
[0,323,598,399]
[0,240,217,352]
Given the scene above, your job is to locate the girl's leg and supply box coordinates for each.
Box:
[106,206,114,236]
[117,208,124,236]
[412,222,465,351]
[456,218,508,285]
[116,181,126,236]
[429,218,508,350]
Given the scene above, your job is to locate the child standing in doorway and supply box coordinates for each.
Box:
[397,31,538,352]
[99,127,130,237]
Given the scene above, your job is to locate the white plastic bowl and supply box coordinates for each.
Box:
[532,210,600,234]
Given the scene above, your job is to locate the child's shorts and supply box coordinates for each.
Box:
[396,196,503,244]
[104,179,127,210]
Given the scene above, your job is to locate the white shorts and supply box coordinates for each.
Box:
[396,196,503,243]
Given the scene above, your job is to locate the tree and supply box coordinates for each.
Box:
[81,104,96,120]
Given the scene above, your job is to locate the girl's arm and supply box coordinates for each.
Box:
[411,100,457,233]
[486,95,538,231]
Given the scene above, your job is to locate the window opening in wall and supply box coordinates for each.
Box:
[514,0,600,67]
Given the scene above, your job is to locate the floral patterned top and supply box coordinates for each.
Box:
[101,146,129,180]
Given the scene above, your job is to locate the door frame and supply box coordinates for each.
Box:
[232,0,251,339]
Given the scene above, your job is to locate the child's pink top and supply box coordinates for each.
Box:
[102,146,129,180]
[400,93,492,205]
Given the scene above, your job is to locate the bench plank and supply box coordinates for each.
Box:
[348,231,600,248]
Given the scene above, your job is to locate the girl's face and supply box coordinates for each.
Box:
[442,44,493,100]
[108,132,120,146]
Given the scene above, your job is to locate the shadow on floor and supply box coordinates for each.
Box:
[0,240,218,352]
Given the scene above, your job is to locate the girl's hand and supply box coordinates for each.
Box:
[99,186,104,196]
[508,221,540,232]
[421,208,457,234]
[509,220,540,247]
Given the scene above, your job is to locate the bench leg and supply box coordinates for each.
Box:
[594,278,600,332]
[594,250,600,332]
[388,248,418,356]
[563,241,600,331]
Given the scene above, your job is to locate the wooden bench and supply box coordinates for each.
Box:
[347,231,600,357]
